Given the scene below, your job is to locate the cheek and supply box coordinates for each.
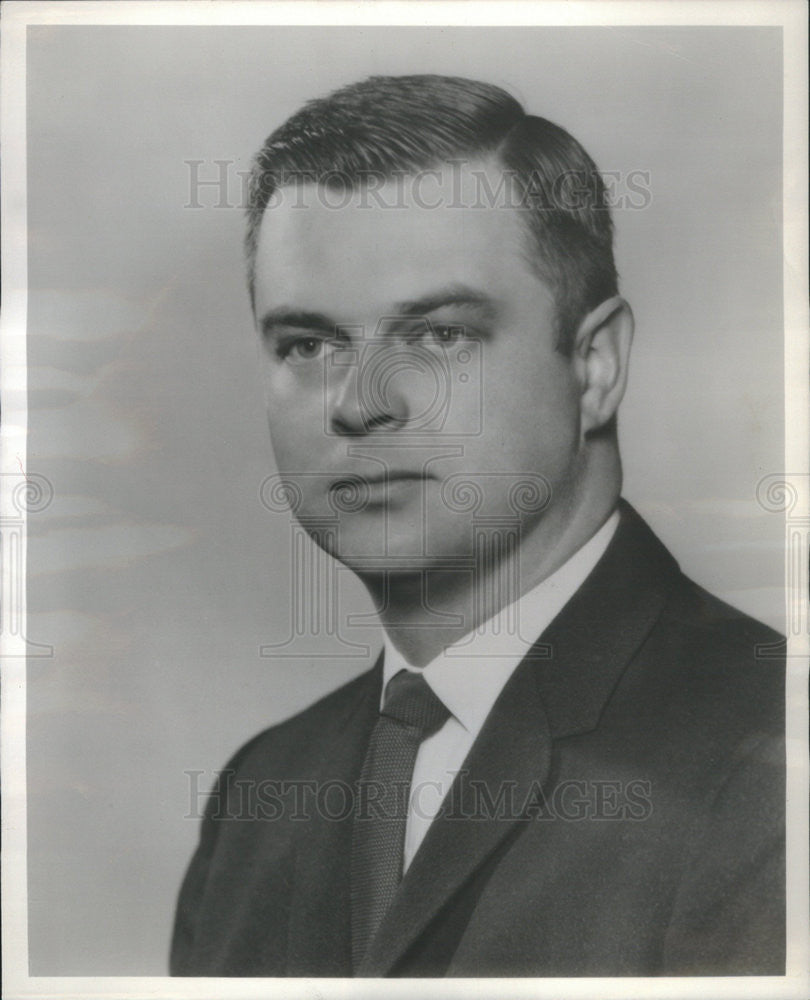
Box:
[263,369,327,464]
[487,358,580,454]
[266,421,294,473]
[265,401,315,474]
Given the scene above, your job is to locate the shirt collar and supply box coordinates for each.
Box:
[382,509,620,734]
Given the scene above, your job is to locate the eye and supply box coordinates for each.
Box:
[277,335,329,364]
[430,323,466,346]
[292,337,323,359]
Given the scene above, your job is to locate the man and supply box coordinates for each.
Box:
[171,75,784,977]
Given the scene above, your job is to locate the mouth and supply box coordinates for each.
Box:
[331,470,428,487]
[371,471,426,485]
[328,471,431,506]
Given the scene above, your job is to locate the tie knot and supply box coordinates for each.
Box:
[381,670,450,737]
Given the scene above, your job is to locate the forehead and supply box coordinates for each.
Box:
[253,161,543,319]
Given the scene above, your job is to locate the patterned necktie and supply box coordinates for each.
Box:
[351,669,450,969]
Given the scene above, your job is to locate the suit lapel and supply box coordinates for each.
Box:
[358,500,679,976]
[532,499,679,739]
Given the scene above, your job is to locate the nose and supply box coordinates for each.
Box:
[329,345,410,436]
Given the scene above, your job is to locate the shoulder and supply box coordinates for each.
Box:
[598,503,785,793]
[664,569,782,650]
[220,662,380,781]
[654,569,784,729]
[612,500,784,732]
[652,580,786,973]
[615,563,785,836]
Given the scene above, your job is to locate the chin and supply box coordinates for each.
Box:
[300,505,484,567]
[336,536,481,579]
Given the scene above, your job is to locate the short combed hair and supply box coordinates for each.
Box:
[245,74,618,352]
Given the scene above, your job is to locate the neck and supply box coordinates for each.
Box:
[361,442,621,667]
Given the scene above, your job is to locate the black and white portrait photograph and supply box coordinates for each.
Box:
[1,1,808,997]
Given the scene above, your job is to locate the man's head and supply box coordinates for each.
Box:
[248,75,633,583]
[246,74,618,354]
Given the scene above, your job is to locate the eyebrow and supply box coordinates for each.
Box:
[259,309,339,339]
[393,285,499,321]
[259,284,499,339]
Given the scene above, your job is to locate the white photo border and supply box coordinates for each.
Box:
[2,2,807,998]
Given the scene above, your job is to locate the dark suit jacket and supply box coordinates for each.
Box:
[171,501,785,977]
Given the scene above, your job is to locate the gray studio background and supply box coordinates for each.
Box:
[25,26,783,974]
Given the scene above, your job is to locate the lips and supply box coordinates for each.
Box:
[370,471,425,484]
[327,471,432,511]
[330,471,429,489]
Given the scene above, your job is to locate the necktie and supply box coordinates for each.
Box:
[351,669,450,969]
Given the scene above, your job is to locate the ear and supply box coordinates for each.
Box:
[573,296,634,436]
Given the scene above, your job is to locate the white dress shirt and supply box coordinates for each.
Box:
[381,509,619,872]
